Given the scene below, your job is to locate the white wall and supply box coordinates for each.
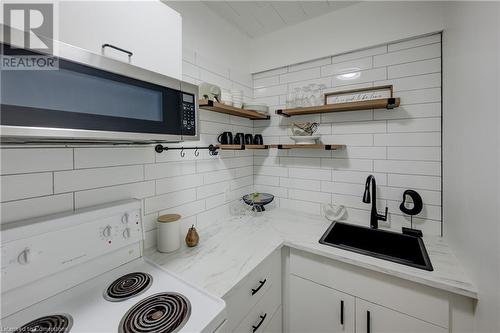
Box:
[442,2,500,332]
[250,1,446,73]
[253,34,443,235]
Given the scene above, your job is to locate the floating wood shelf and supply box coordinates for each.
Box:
[270,144,345,150]
[217,144,245,150]
[217,144,269,150]
[276,98,400,117]
[217,144,344,151]
[199,99,270,120]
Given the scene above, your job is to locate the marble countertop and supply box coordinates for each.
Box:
[146,208,478,299]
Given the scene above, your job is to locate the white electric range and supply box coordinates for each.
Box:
[1,199,226,333]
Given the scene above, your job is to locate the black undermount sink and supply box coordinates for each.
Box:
[319,222,433,271]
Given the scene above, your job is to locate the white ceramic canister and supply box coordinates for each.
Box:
[157,214,181,253]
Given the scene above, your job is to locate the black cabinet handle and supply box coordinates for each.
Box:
[340,300,344,325]
[252,313,267,332]
[367,311,371,333]
[102,43,133,57]
[251,279,267,295]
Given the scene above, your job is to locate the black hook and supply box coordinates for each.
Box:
[180,148,185,158]
[194,147,200,157]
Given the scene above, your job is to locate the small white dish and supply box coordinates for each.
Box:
[290,135,321,144]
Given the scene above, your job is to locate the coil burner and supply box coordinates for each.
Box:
[119,292,191,333]
[104,272,153,302]
[14,314,73,333]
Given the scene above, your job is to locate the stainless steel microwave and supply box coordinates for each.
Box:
[0,30,198,143]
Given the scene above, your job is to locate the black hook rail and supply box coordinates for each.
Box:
[154,144,219,156]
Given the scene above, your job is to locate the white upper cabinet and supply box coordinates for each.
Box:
[59,1,182,79]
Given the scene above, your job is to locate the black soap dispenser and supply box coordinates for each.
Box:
[400,189,424,237]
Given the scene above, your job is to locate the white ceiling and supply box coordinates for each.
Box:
[203,1,359,38]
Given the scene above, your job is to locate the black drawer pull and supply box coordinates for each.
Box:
[252,313,267,332]
[102,43,133,57]
[340,300,344,325]
[367,311,371,333]
[251,279,267,295]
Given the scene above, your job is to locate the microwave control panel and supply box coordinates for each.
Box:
[181,93,196,135]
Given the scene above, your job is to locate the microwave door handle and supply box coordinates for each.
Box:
[102,44,133,58]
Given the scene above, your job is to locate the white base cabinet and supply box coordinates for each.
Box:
[59,1,182,79]
[285,248,474,333]
[223,249,282,333]
[289,275,354,333]
[355,298,446,333]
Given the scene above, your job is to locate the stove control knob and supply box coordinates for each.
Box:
[122,228,131,239]
[102,225,112,238]
[18,248,31,265]
[121,213,129,224]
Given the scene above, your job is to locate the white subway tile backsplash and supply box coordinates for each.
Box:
[144,188,196,214]
[54,165,143,193]
[378,186,441,206]
[1,148,73,175]
[332,120,386,134]
[374,132,441,146]
[75,181,155,209]
[387,147,441,161]
[321,134,374,146]
[279,67,320,83]
[253,66,288,80]
[279,177,321,191]
[321,57,373,77]
[254,84,288,98]
[398,88,441,104]
[288,189,331,203]
[374,160,441,176]
[321,110,374,123]
[333,67,386,87]
[254,75,280,88]
[145,162,196,179]
[377,73,441,92]
[251,34,442,235]
[388,174,441,191]
[74,147,154,168]
[332,146,387,160]
[156,174,203,195]
[289,167,331,181]
[387,117,441,133]
[321,158,373,172]
[388,34,441,52]
[1,173,53,202]
[279,198,320,215]
[388,58,441,79]
[374,103,441,120]
[332,45,387,63]
[374,43,441,67]
[332,170,387,185]
[289,57,331,72]
[280,157,322,169]
[196,181,229,199]
[255,174,280,186]
[0,193,74,224]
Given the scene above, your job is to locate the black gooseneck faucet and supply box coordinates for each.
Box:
[363,175,388,229]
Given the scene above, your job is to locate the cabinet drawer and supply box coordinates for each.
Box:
[223,249,282,332]
[263,306,282,333]
[234,282,281,333]
[289,248,449,328]
[356,298,447,333]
